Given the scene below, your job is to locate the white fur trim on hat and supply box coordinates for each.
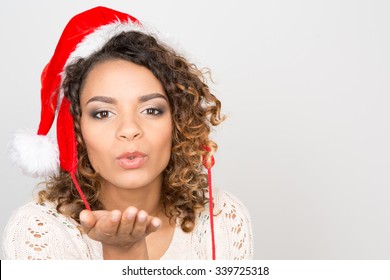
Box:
[65,20,143,67]
[9,131,59,178]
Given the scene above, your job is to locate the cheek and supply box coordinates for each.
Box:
[154,120,172,156]
[80,118,104,169]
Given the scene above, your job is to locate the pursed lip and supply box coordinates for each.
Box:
[116,151,147,160]
[116,151,148,169]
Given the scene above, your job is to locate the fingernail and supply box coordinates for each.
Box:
[111,211,121,222]
[152,218,161,228]
[79,211,87,223]
[126,210,136,220]
[137,211,147,222]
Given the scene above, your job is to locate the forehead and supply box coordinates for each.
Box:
[81,59,166,101]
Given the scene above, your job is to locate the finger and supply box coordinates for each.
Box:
[117,206,138,236]
[96,209,122,238]
[91,210,113,220]
[130,210,148,238]
[79,210,97,234]
[145,217,161,235]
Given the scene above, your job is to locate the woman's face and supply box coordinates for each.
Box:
[80,59,172,191]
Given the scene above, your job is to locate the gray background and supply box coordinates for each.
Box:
[1,0,389,259]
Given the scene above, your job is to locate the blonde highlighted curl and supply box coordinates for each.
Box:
[38,31,225,232]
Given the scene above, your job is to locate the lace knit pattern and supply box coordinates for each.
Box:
[2,188,253,260]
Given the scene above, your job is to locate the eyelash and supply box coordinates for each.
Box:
[92,110,113,119]
[91,107,164,119]
[142,107,164,116]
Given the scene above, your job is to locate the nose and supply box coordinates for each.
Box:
[116,115,143,141]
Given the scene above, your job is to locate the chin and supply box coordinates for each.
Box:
[104,171,162,190]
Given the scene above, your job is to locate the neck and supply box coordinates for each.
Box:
[98,176,163,216]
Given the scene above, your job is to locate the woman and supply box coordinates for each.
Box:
[3,6,253,260]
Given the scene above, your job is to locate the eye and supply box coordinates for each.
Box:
[142,107,164,116]
[92,110,114,119]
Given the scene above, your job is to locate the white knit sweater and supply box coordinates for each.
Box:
[2,188,253,260]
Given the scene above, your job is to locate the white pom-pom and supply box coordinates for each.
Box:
[9,131,59,178]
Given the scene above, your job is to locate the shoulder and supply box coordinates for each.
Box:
[3,200,68,232]
[212,188,253,230]
[2,199,91,259]
[4,199,78,231]
[195,187,254,259]
[213,188,251,216]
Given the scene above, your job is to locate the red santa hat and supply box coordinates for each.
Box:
[9,6,217,259]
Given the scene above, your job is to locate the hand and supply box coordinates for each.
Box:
[79,206,161,259]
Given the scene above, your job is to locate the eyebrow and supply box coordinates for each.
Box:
[138,93,168,103]
[86,96,116,105]
[85,93,168,105]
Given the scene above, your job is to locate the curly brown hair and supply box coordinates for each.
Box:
[38,31,225,232]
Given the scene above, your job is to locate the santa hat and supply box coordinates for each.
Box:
[9,6,217,259]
